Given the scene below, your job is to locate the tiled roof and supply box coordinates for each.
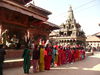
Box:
[86,35,100,42]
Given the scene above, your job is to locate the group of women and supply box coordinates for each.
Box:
[51,45,86,67]
[22,43,86,74]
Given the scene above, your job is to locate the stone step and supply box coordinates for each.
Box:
[4,59,23,68]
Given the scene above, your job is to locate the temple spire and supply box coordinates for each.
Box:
[67,6,74,20]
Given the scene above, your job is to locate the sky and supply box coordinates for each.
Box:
[31,0,100,36]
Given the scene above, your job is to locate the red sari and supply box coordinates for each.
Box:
[62,50,66,64]
[66,49,72,63]
[44,47,52,70]
[57,49,62,66]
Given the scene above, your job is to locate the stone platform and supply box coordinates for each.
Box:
[4,49,24,68]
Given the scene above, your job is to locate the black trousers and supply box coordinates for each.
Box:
[0,62,3,75]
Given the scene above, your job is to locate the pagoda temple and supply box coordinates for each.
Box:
[0,0,59,68]
[50,6,86,46]
[0,0,59,47]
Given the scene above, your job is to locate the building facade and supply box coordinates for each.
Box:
[86,32,100,51]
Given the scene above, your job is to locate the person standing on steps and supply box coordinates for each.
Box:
[0,44,6,75]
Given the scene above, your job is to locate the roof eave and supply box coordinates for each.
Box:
[0,0,47,21]
[26,3,52,15]
[43,22,60,30]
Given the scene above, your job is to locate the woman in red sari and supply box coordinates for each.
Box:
[57,46,62,66]
[44,44,52,70]
[62,47,67,64]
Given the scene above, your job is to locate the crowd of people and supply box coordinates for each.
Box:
[0,29,86,75]
[0,27,89,75]
[22,40,86,74]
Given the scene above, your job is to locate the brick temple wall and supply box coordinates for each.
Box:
[4,49,26,68]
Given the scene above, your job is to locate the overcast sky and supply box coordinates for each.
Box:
[32,0,100,36]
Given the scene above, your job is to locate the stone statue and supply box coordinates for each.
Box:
[1,29,8,45]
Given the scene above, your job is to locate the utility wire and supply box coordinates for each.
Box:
[50,0,98,18]
[75,4,98,13]
[75,0,97,10]
[33,0,97,18]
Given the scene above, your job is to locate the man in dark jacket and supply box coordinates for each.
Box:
[0,44,6,75]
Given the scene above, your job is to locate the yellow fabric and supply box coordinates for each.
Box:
[55,54,58,64]
[39,48,44,71]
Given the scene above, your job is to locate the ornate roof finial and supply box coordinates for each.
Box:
[32,0,35,5]
[68,5,72,12]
